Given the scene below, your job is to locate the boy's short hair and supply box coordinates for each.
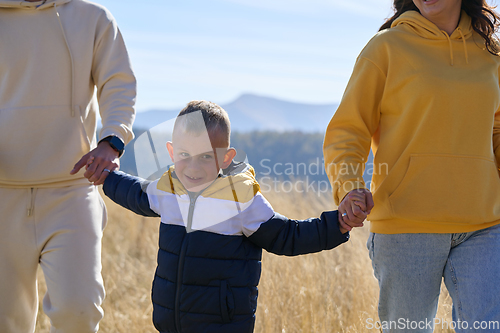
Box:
[175,100,231,148]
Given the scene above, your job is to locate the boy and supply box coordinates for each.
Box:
[103,101,367,333]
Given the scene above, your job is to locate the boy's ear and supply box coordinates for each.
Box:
[221,148,237,169]
[166,142,174,162]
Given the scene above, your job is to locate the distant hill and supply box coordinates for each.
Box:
[119,129,373,189]
[114,94,377,189]
[132,93,338,132]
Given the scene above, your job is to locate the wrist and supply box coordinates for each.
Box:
[98,135,124,157]
[98,141,120,157]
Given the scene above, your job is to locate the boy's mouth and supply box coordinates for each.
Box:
[185,175,202,181]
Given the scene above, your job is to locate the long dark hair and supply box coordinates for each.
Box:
[379,0,500,55]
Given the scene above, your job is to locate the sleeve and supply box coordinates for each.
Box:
[494,113,500,168]
[493,68,500,167]
[92,11,136,145]
[239,192,276,237]
[247,211,349,256]
[103,170,160,217]
[323,55,386,205]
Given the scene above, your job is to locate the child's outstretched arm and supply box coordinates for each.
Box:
[247,211,349,256]
[103,170,160,217]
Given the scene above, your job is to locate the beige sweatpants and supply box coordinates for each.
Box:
[0,185,107,333]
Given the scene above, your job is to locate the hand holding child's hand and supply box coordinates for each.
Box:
[338,189,373,233]
[70,141,120,185]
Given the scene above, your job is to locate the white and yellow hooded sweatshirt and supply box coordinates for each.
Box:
[324,11,500,234]
[0,0,136,188]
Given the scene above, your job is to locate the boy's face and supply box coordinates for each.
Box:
[167,129,236,192]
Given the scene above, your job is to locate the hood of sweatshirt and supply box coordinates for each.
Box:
[0,0,71,9]
[153,162,272,234]
[158,162,260,201]
[392,10,473,65]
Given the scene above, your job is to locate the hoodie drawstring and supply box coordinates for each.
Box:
[443,28,469,66]
[27,188,36,217]
[53,3,76,117]
[458,27,469,64]
[444,33,454,66]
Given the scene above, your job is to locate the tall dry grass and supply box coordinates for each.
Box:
[35,184,454,332]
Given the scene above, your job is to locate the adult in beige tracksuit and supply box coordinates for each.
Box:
[0,0,136,332]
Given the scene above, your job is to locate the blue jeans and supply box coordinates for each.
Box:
[367,224,500,333]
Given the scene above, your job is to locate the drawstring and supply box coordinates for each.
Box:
[27,188,36,217]
[53,3,77,117]
[457,27,469,64]
[442,28,469,66]
[444,33,454,66]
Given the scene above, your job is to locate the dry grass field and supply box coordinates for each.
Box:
[35,184,455,332]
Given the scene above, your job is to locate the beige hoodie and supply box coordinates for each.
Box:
[0,0,136,187]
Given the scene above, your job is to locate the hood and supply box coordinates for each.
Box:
[158,162,260,200]
[0,0,71,9]
[392,10,473,40]
[392,10,473,65]
[156,162,265,233]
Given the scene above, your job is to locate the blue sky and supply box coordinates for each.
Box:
[97,0,393,112]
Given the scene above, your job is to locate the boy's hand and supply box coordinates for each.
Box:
[338,189,373,232]
[338,224,349,234]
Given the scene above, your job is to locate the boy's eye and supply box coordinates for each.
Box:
[202,154,214,159]
[179,152,190,158]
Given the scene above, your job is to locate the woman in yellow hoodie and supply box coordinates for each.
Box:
[324,0,500,331]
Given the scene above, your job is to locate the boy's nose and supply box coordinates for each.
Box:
[186,157,202,169]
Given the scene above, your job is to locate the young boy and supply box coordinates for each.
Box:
[103,101,367,333]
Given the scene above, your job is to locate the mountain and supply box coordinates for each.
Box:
[112,94,375,188]
[116,94,345,180]
[132,94,339,132]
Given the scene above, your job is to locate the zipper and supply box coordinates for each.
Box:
[174,232,188,332]
[186,192,197,232]
[174,192,199,332]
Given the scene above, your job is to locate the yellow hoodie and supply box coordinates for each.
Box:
[323,11,500,234]
[0,0,136,188]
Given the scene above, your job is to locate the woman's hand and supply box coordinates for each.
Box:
[338,189,374,232]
